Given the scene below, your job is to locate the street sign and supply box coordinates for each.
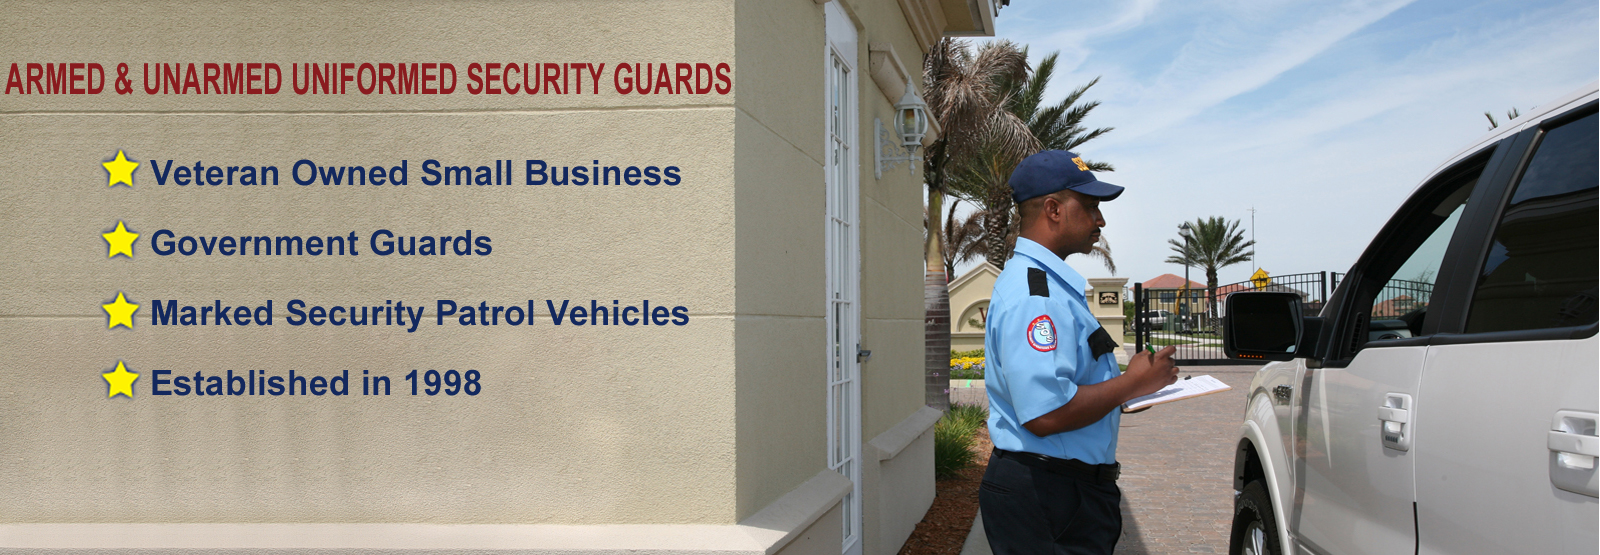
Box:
[1251,268,1271,288]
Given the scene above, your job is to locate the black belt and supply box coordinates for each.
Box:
[993,448,1120,483]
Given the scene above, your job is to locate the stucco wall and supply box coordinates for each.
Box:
[1,0,740,524]
[731,0,828,522]
[731,0,931,523]
[1,0,940,542]
[843,0,931,464]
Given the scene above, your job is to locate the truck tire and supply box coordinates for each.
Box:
[1229,480,1281,555]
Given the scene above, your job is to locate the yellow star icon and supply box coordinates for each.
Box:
[103,361,138,398]
[103,150,139,187]
[102,292,139,329]
[103,221,139,258]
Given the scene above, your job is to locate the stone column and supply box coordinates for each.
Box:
[1086,278,1129,349]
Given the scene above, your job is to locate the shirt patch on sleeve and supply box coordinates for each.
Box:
[1026,315,1057,351]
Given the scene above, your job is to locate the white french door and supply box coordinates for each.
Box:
[824,3,862,555]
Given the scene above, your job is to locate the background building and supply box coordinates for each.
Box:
[949,264,1126,353]
[948,262,999,353]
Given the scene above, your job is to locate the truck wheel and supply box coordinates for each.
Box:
[1229,481,1281,555]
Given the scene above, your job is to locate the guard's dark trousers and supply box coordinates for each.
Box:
[979,451,1122,555]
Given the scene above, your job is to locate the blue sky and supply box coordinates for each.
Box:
[959,0,1598,289]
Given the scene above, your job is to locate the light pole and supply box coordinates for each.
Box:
[1248,206,1256,270]
[1179,222,1193,333]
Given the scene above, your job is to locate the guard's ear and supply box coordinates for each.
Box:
[1040,194,1063,222]
[1047,192,1073,223]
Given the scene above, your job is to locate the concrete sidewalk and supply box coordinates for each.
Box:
[958,366,1260,554]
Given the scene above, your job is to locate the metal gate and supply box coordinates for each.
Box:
[1133,272,1334,365]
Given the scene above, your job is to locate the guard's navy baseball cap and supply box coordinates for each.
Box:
[1009,150,1124,204]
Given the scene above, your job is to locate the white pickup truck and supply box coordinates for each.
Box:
[1222,84,1599,555]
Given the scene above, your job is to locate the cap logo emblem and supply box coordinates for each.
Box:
[1072,157,1089,171]
[1027,315,1057,352]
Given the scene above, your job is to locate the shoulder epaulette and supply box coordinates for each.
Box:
[1027,267,1049,297]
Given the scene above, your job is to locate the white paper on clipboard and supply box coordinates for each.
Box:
[1123,375,1231,411]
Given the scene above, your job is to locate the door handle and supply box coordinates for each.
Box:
[1550,410,1598,497]
[1380,393,1413,451]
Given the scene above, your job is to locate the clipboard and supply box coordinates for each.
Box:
[1122,375,1232,412]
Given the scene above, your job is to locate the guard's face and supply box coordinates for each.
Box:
[1061,192,1105,255]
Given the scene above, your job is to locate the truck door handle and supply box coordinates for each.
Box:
[1549,410,1598,497]
[1380,393,1413,451]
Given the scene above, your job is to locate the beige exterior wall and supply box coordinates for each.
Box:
[730,0,941,546]
[2,0,742,525]
[732,0,827,520]
[843,0,932,465]
[0,0,991,551]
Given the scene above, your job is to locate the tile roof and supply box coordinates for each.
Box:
[1142,273,1204,289]
[1372,295,1424,318]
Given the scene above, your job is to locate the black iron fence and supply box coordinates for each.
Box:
[1134,272,1334,365]
[1133,271,1439,364]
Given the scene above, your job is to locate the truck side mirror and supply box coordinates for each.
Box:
[1224,292,1303,361]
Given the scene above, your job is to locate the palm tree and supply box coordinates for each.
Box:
[1004,53,1114,170]
[921,38,1035,410]
[1165,217,1255,325]
[940,199,985,277]
[946,50,1115,270]
[949,139,1028,269]
[1081,236,1116,274]
[942,202,1117,276]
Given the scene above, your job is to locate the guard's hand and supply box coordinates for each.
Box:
[1124,345,1179,399]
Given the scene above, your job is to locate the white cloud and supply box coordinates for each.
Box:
[958,0,1599,289]
[983,0,1163,73]
[1090,0,1420,147]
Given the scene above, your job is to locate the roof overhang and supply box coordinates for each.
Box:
[898,0,999,52]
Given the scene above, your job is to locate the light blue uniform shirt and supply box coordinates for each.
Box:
[984,237,1121,464]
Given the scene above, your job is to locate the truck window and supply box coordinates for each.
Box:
[1464,110,1599,333]
[1368,179,1475,341]
[1339,151,1489,353]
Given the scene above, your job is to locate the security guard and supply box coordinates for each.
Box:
[981,150,1179,555]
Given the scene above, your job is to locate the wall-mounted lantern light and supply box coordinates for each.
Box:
[875,78,930,179]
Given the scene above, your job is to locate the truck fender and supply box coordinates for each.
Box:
[1237,405,1293,551]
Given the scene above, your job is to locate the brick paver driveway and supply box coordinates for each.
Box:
[1113,365,1259,555]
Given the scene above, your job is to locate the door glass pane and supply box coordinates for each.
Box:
[838,385,851,463]
[841,460,854,537]
[841,380,852,448]
[831,63,840,136]
[1369,202,1466,335]
[840,227,848,292]
[1353,156,1484,346]
[1465,111,1599,333]
[833,304,843,382]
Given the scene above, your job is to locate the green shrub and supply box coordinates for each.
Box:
[950,348,985,358]
[933,404,990,479]
[948,403,988,430]
[933,418,976,479]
